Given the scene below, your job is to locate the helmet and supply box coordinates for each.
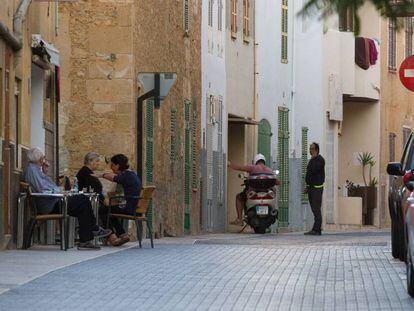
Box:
[254,153,266,165]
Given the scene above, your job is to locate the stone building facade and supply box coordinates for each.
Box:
[0,0,60,249]
[379,16,414,227]
[57,0,202,237]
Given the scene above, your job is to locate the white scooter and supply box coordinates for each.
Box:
[240,172,279,234]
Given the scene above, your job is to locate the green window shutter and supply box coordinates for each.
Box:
[146,99,154,226]
[281,1,288,63]
[170,108,177,162]
[184,100,191,231]
[191,109,198,190]
[258,119,272,165]
[301,127,308,204]
[183,0,190,34]
[278,107,289,227]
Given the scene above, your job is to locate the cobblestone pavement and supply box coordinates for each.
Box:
[0,230,413,311]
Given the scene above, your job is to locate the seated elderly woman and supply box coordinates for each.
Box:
[23,147,111,250]
[94,154,142,246]
[76,152,126,246]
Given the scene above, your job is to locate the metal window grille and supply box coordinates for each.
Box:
[217,96,223,203]
[243,0,249,38]
[183,0,190,34]
[170,108,177,162]
[278,107,289,227]
[389,19,397,71]
[184,100,191,231]
[301,127,308,204]
[406,17,413,57]
[403,127,411,148]
[281,0,288,63]
[389,132,396,162]
[208,0,213,27]
[231,0,237,34]
[218,0,223,31]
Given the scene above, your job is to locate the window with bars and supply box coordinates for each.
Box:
[231,0,237,36]
[403,127,411,148]
[184,100,191,231]
[278,107,289,227]
[389,132,396,162]
[208,0,213,27]
[183,0,190,35]
[243,0,250,39]
[218,0,223,31]
[406,17,413,57]
[281,0,288,63]
[339,7,354,32]
[170,108,177,162]
[301,127,309,204]
[389,19,397,71]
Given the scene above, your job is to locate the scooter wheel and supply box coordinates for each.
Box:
[253,227,266,234]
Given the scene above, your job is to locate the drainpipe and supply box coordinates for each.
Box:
[13,0,33,43]
[0,0,32,51]
[0,23,22,51]
[253,1,258,154]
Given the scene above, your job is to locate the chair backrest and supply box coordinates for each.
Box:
[136,186,156,215]
[20,182,32,196]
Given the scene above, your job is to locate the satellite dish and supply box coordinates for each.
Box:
[138,72,177,108]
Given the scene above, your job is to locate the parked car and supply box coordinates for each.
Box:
[406,190,414,297]
[386,133,414,262]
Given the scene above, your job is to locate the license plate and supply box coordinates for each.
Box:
[256,206,268,215]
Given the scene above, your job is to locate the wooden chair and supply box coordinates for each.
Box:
[20,182,67,250]
[107,186,156,248]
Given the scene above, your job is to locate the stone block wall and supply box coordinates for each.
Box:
[58,0,202,237]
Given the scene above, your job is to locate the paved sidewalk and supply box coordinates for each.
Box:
[0,230,412,310]
[0,242,139,295]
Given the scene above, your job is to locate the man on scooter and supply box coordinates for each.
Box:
[228,154,281,226]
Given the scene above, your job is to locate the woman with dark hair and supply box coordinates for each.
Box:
[95,154,142,246]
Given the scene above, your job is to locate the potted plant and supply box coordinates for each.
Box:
[347,152,378,225]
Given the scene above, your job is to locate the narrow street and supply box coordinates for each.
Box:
[0,230,412,311]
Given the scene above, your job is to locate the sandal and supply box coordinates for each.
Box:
[230,219,244,226]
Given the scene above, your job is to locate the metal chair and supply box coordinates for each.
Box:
[20,182,67,250]
[107,186,156,248]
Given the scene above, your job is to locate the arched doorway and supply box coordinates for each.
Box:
[258,119,272,164]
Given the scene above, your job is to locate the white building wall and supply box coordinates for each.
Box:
[201,0,227,232]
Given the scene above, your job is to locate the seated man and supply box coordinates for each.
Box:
[23,147,111,250]
[228,154,280,226]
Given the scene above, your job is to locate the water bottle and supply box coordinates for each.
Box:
[73,177,79,193]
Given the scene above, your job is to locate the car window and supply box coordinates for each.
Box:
[403,133,414,170]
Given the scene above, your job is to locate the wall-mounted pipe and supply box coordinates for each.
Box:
[13,0,33,41]
[0,0,33,51]
[0,22,22,51]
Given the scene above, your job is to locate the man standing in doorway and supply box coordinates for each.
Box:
[304,142,325,236]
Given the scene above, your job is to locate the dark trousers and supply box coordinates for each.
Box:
[49,195,97,243]
[308,187,323,232]
[99,204,130,236]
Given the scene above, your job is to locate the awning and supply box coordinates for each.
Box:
[31,34,60,66]
[228,114,259,125]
